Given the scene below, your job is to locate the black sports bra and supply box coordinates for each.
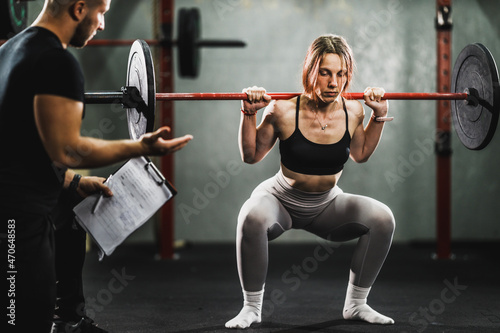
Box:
[279,96,351,175]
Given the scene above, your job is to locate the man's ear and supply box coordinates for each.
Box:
[69,1,88,22]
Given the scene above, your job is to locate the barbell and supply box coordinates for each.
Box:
[85,39,499,150]
[0,5,246,78]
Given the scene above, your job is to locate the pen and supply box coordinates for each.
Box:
[92,175,113,214]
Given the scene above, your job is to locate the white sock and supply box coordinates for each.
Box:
[225,288,264,329]
[343,283,394,325]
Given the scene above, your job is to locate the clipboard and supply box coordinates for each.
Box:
[73,156,176,260]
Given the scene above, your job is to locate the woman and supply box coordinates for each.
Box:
[225,34,395,329]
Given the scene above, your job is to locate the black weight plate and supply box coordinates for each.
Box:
[178,8,200,78]
[451,43,500,150]
[0,0,28,39]
[126,40,156,140]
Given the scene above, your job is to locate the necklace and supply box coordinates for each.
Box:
[311,99,338,131]
[314,111,330,131]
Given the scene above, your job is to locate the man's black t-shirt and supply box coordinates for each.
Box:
[0,27,84,219]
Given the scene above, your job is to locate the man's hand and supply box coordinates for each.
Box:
[77,176,112,198]
[140,126,193,156]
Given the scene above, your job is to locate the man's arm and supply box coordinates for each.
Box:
[34,94,192,169]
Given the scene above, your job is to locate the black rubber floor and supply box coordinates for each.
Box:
[82,241,500,333]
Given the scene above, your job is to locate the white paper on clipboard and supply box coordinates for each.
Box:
[73,156,176,260]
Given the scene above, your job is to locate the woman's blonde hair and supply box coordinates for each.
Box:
[302,34,355,104]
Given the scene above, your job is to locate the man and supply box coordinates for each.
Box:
[0,1,192,332]
[50,171,113,333]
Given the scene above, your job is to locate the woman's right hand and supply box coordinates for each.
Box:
[241,86,271,115]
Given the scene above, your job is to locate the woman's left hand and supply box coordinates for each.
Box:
[363,87,388,116]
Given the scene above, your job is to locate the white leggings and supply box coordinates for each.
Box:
[236,170,395,291]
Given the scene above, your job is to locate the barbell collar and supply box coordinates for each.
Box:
[464,88,479,107]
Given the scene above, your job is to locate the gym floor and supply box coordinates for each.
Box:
[83,241,500,333]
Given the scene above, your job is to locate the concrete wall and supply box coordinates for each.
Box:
[28,0,500,244]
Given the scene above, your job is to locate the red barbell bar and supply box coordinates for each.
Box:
[153,92,469,101]
[85,91,470,103]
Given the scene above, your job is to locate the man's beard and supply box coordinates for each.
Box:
[69,16,93,48]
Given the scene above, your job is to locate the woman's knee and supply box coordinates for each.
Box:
[238,209,269,238]
[342,194,395,236]
[237,194,289,239]
[372,203,395,236]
